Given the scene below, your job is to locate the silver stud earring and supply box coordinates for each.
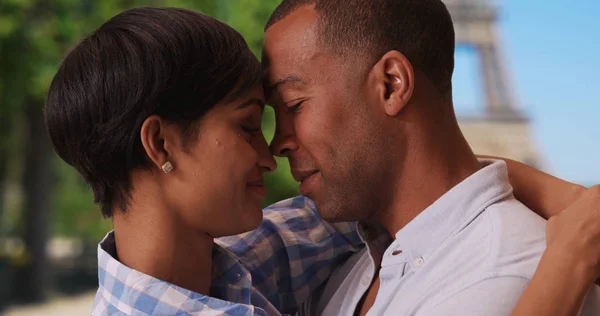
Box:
[161,161,173,173]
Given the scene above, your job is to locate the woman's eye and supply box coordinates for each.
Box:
[242,126,260,135]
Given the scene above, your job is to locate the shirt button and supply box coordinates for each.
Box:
[391,249,402,256]
[361,276,371,286]
[414,257,425,267]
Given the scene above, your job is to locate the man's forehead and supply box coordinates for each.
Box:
[263,5,320,70]
[265,5,319,41]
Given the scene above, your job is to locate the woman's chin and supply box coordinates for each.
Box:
[243,205,264,231]
[225,205,264,236]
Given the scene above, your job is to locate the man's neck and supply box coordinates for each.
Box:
[377,117,481,237]
[112,181,214,296]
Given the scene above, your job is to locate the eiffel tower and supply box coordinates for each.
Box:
[443,0,543,168]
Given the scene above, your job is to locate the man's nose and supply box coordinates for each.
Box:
[270,124,298,157]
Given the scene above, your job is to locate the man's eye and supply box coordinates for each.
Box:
[287,100,305,113]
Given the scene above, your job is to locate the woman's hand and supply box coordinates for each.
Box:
[511,186,600,316]
[546,185,600,286]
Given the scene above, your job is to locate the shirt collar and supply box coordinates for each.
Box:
[96,231,258,315]
[357,220,393,265]
[391,159,513,266]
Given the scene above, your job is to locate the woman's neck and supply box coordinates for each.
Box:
[112,192,214,296]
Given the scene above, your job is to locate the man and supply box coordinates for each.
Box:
[257,0,600,314]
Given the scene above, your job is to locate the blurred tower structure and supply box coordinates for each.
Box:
[443,0,542,168]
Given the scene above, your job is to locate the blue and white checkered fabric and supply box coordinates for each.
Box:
[92,196,364,315]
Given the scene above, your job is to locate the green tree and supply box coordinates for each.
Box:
[0,0,298,302]
[0,0,63,302]
[0,0,219,302]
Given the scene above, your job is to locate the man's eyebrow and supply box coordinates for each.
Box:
[267,75,304,90]
[237,98,265,113]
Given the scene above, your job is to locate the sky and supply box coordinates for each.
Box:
[451,0,599,185]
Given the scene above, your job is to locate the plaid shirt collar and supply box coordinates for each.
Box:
[93,231,272,315]
[91,196,364,315]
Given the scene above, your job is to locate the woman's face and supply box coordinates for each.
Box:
[164,86,277,237]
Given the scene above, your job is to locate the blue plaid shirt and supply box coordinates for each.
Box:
[92,196,364,315]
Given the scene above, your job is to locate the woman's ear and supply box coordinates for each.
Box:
[140,115,178,172]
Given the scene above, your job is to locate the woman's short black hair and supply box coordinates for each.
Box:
[44,7,262,218]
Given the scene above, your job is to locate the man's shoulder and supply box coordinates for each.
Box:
[406,199,548,312]
[485,197,547,234]
[427,197,545,278]
[484,198,547,267]
[483,198,547,280]
[444,197,547,280]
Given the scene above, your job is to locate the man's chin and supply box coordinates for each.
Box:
[320,212,352,223]
[312,195,368,223]
[310,199,347,223]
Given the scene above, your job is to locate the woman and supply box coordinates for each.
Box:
[44,7,599,316]
[45,7,282,314]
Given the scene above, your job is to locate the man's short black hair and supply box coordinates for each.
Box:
[45,7,261,217]
[266,0,455,93]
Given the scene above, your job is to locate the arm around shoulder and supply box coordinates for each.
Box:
[216,196,364,313]
[479,155,586,219]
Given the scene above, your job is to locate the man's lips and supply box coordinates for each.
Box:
[290,169,319,183]
[291,169,320,195]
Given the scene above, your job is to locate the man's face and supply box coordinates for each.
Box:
[263,6,393,222]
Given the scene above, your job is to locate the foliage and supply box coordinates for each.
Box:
[0,0,298,242]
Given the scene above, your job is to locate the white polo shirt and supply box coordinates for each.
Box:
[301,159,600,315]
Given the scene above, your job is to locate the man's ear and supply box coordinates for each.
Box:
[140,115,179,173]
[367,50,414,116]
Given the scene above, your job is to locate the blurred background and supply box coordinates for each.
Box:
[0,0,597,314]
